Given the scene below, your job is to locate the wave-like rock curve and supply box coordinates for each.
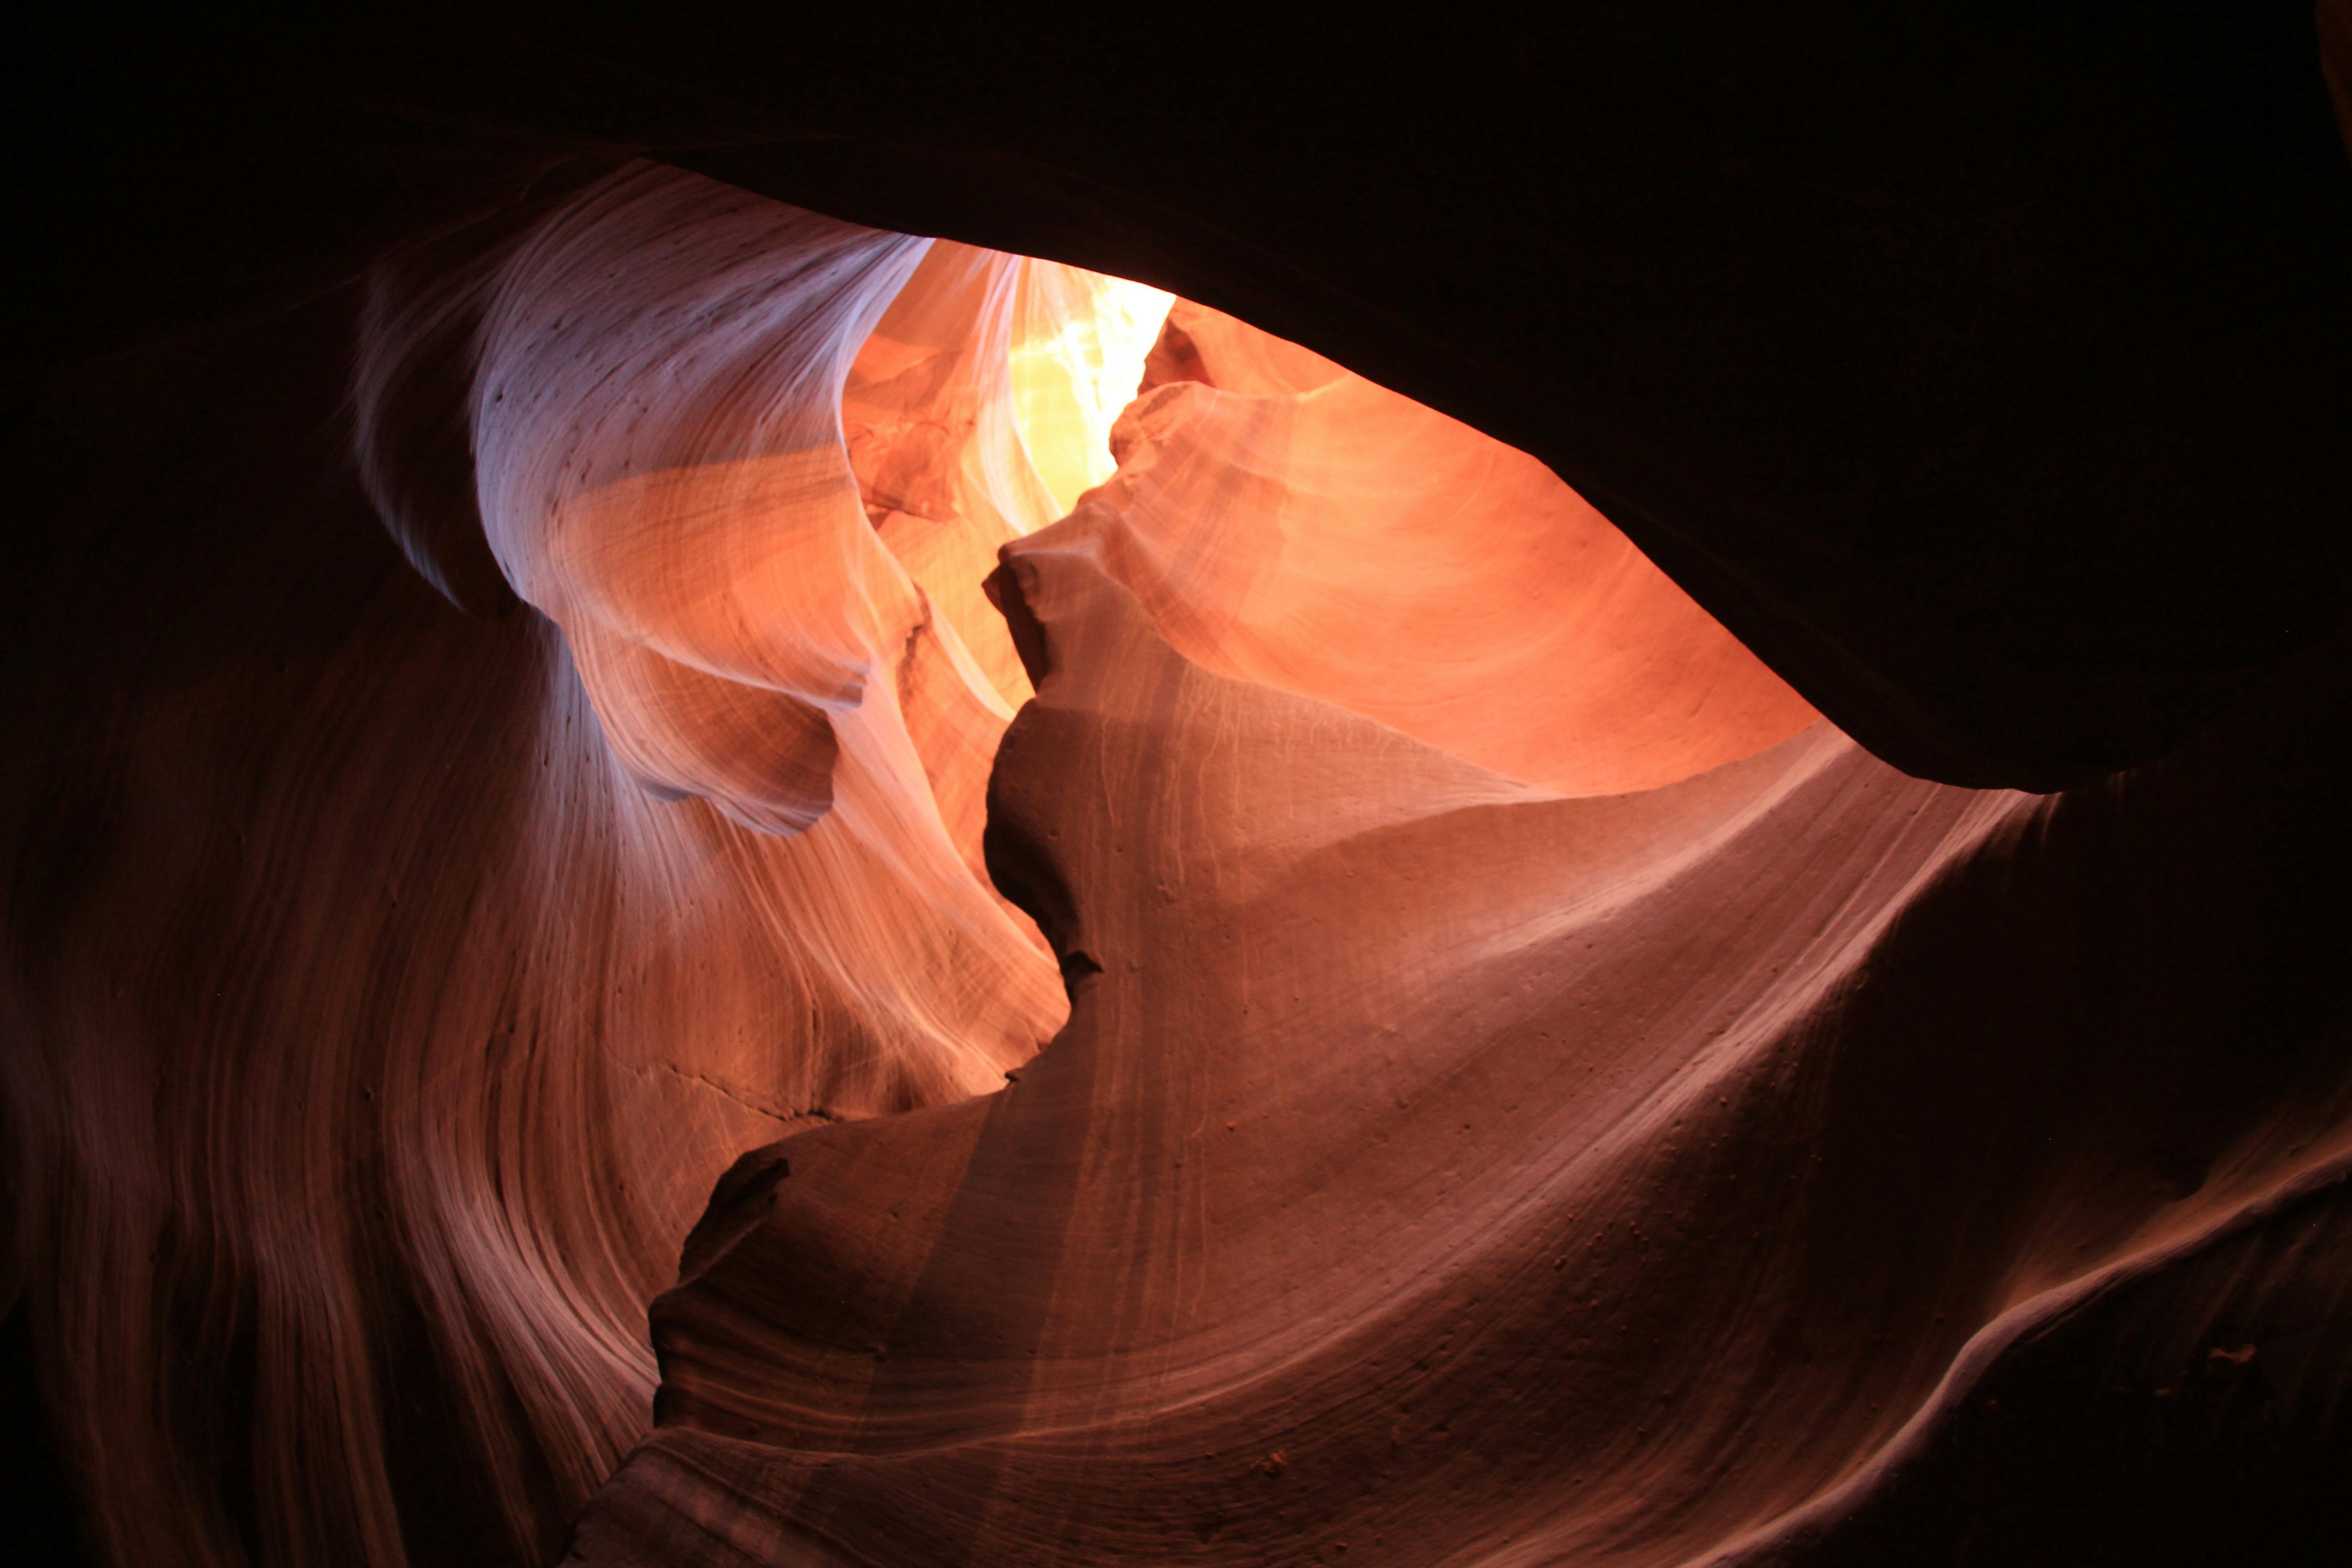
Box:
[7,138,2352,1568]
[563,501,2352,1563]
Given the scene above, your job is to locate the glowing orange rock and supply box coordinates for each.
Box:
[569,513,2352,1568]
[1080,300,1820,797]
[22,150,2352,1568]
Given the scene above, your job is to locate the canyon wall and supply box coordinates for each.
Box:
[5,9,2352,1564]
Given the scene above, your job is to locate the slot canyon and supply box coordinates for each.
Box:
[8,7,2352,1565]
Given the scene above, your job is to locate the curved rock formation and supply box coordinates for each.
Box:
[0,166,1133,1568]
[24,6,2352,787]
[6,12,2352,1568]
[564,510,2352,1568]
[1090,301,1818,796]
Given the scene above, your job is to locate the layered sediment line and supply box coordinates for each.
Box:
[568,514,2352,1565]
[8,132,2352,1568]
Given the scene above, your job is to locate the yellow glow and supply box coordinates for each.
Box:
[1007,262,1176,523]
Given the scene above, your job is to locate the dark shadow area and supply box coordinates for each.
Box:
[0,1304,100,1568]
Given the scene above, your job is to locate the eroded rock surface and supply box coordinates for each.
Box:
[6,49,2352,1563]
[566,519,2352,1566]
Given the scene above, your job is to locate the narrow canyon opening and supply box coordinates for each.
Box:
[10,23,2352,1558]
[444,157,1829,1135]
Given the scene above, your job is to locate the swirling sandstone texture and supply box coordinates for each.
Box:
[0,166,1125,1568]
[566,441,2352,1568]
[8,9,2352,1568]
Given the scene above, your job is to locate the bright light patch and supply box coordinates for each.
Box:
[1008,262,1176,523]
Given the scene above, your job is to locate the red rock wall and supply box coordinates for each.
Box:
[565,489,2352,1568]
[5,70,2352,1568]
[2,165,1093,1568]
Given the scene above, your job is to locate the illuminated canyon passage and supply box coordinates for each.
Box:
[10,10,2352,1568]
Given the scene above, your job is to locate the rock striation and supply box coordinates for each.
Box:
[5,24,2352,1561]
[0,165,1156,1568]
[564,490,2352,1567]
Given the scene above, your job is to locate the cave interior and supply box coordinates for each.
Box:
[8,6,2352,1566]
